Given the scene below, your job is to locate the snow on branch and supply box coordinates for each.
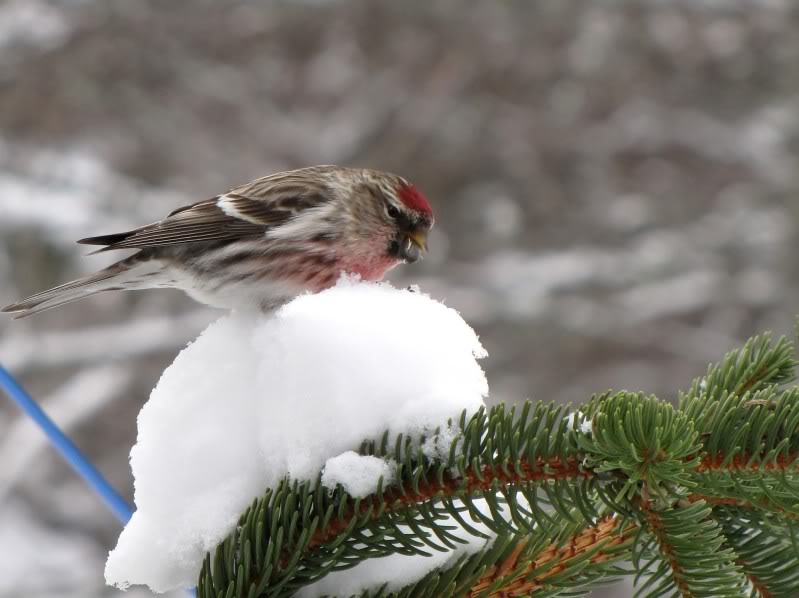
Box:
[100,279,799,597]
[104,279,488,592]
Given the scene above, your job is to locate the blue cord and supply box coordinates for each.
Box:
[0,364,196,596]
[0,365,133,524]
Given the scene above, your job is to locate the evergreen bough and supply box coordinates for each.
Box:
[197,332,799,597]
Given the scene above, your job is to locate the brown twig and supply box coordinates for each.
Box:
[743,570,774,598]
[306,455,592,551]
[686,493,799,523]
[696,452,798,474]
[640,500,692,597]
[466,515,637,597]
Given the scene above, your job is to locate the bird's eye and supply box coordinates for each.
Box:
[387,205,400,219]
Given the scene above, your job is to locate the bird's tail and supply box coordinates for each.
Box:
[2,254,162,319]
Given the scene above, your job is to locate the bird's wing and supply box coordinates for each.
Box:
[78,172,331,252]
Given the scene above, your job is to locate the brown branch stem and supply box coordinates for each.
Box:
[686,493,799,523]
[306,455,591,552]
[695,452,798,473]
[640,500,693,597]
[466,515,637,597]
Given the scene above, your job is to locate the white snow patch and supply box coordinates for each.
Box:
[105,279,488,592]
[565,411,593,435]
[321,452,396,498]
[422,424,464,465]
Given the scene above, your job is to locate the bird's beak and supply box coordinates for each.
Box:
[390,229,429,264]
[406,230,428,253]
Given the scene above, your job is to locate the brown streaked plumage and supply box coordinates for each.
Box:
[2,165,434,318]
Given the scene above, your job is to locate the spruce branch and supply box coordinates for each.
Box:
[679,334,797,410]
[634,499,744,597]
[575,392,702,507]
[196,332,799,597]
[716,508,799,597]
[464,515,637,597]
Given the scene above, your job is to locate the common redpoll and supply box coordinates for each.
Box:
[2,165,434,318]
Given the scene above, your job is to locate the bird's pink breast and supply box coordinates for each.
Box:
[337,254,398,283]
[281,251,397,294]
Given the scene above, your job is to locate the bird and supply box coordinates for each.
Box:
[2,165,434,318]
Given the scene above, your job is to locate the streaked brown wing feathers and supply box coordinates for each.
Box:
[78,167,335,252]
[80,198,282,251]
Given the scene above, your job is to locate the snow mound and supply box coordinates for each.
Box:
[105,279,488,592]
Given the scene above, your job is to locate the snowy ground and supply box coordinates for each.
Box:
[0,1,798,596]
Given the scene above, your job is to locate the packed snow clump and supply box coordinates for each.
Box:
[421,423,464,462]
[321,452,396,498]
[565,410,593,435]
[105,278,488,592]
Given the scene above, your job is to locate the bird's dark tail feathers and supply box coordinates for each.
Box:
[2,254,160,319]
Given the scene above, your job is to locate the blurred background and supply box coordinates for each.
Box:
[1,0,798,596]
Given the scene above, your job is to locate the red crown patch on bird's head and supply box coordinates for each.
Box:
[397,184,434,218]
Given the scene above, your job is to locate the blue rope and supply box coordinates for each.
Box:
[0,365,133,524]
[0,364,196,596]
